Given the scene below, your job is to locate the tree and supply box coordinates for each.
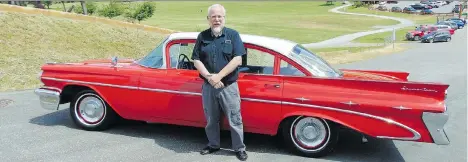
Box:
[80,1,87,15]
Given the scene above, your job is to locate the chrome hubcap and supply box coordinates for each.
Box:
[77,95,105,124]
[294,117,327,148]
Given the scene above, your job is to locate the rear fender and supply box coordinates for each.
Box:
[280,112,367,136]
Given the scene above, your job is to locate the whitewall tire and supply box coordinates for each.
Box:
[70,90,117,131]
[282,116,339,158]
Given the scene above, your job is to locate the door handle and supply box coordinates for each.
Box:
[195,78,203,81]
[265,84,280,88]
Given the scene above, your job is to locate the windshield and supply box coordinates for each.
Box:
[289,45,342,78]
[136,37,168,68]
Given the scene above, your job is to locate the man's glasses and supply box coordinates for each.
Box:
[208,15,225,20]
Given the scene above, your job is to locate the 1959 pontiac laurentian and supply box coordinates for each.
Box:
[35,32,450,158]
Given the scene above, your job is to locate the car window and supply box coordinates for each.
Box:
[239,47,275,75]
[279,59,305,76]
[137,37,168,68]
[168,43,195,70]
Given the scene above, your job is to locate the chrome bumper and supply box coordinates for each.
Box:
[422,109,450,145]
[34,88,61,110]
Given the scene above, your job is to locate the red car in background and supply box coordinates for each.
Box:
[406,25,437,41]
[406,24,454,41]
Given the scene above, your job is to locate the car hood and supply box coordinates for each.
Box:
[340,70,405,81]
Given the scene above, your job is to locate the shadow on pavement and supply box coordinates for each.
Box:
[29,108,405,161]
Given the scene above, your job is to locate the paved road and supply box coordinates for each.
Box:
[0,27,466,161]
[303,1,415,48]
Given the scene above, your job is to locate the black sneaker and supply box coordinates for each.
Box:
[235,151,248,161]
[200,146,220,155]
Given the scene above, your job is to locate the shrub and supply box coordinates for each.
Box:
[98,1,124,19]
[74,2,97,15]
[124,2,155,23]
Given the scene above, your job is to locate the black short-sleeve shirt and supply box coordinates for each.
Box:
[191,27,246,85]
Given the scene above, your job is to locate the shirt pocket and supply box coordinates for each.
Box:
[201,40,212,56]
[222,43,233,56]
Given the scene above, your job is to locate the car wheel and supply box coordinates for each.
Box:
[70,90,118,131]
[446,38,451,42]
[413,36,420,41]
[430,39,434,43]
[282,116,339,158]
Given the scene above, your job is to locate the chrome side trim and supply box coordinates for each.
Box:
[42,77,139,90]
[34,88,61,110]
[241,98,282,104]
[283,101,421,141]
[392,105,412,110]
[41,77,421,141]
[139,87,201,96]
[422,111,450,145]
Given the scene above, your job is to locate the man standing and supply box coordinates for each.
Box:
[190,4,248,161]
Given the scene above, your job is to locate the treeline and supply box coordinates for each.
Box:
[1,1,156,23]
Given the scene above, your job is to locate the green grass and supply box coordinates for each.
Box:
[42,1,400,44]
[309,46,385,54]
[353,26,416,43]
[342,7,441,44]
[0,12,167,92]
[343,6,438,25]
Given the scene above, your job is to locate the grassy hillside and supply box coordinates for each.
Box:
[43,1,400,44]
[0,11,167,92]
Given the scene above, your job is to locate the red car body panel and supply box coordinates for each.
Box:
[38,33,449,146]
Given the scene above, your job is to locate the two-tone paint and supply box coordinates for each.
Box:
[36,32,450,149]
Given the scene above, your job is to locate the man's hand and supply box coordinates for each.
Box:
[208,74,225,89]
[208,74,222,86]
[213,82,224,89]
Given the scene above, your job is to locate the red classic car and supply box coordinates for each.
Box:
[35,32,450,158]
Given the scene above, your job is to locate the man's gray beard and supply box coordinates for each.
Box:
[212,26,222,36]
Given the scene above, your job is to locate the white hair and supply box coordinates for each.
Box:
[207,4,226,16]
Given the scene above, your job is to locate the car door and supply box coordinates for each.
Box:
[221,44,284,134]
[163,40,206,126]
[137,42,174,120]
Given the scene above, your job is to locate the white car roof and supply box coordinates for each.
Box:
[166,32,298,56]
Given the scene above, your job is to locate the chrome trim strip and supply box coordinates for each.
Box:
[138,87,201,96]
[41,77,421,140]
[282,101,421,141]
[241,98,282,104]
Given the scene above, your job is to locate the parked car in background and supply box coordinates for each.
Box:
[406,25,437,41]
[403,7,418,14]
[446,17,466,25]
[437,21,459,30]
[411,4,427,10]
[391,6,402,12]
[434,24,455,35]
[447,19,465,29]
[421,30,451,43]
[420,9,434,15]
[428,2,440,8]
